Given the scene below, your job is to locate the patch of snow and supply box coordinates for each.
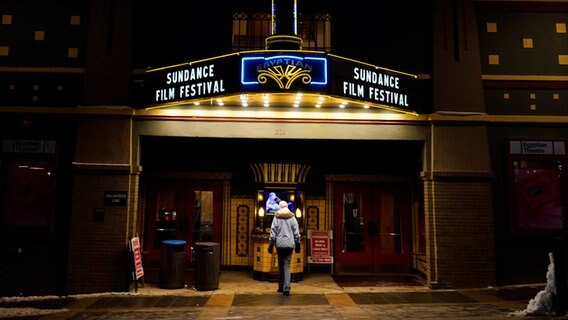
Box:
[0,291,140,319]
[509,252,557,317]
[0,307,68,318]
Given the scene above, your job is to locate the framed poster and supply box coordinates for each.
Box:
[508,140,567,235]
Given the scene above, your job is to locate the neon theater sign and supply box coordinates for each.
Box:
[144,51,417,113]
[240,54,327,91]
[144,0,417,113]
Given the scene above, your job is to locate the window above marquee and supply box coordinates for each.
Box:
[232,12,332,52]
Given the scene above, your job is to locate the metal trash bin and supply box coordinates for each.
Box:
[160,239,186,289]
[193,242,220,291]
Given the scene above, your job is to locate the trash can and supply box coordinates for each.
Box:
[193,242,220,291]
[159,239,186,289]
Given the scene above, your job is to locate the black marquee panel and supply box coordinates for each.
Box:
[145,51,418,113]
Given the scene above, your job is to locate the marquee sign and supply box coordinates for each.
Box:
[327,55,416,111]
[145,51,417,113]
[146,55,240,105]
[241,54,327,90]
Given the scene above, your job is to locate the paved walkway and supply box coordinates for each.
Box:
[1,271,567,320]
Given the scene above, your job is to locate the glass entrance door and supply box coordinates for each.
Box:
[334,182,412,273]
[143,178,223,264]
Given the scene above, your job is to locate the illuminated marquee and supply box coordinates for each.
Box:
[241,54,327,90]
[144,51,417,113]
[146,55,239,105]
[328,55,417,112]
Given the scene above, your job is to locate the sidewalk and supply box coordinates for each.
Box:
[1,271,566,320]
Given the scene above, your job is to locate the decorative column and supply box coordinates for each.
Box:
[265,0,303,50]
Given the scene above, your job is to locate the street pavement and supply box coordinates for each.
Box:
[1,271,567,320]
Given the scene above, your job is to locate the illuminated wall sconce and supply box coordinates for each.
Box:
[258,207,265,217]
[295,208,301,218]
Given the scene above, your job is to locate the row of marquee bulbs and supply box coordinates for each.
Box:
[190,93,372,109]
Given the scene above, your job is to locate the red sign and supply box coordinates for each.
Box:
[308,230,333,264]
[131,237,144,280]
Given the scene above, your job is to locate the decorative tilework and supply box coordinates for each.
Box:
[0,46,9,56]
[485,89,567,115]
[1,15,12,25]
[35,31,45,41]
[249,162,311,184]
[236,205,249,257]
[486,22,497,33]
[307,206,319,230]
[254,241,275,272]
[488,54,499,65]
[478,10,568,76]
[70,15,81,25]
[67,47,78,58]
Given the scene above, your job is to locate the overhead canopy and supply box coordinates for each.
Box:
[145,51,418,115]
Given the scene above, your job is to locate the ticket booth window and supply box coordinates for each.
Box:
[255,189,304,233]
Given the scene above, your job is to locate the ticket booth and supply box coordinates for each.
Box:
[250,163,309,282]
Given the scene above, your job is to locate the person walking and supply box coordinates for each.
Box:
[268,200,301,296]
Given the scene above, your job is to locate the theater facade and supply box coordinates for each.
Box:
[0,0,567,296]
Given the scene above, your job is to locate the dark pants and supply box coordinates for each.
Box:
[276,247,294,292]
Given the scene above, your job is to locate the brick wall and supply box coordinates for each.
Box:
[66,165,136,294]
[424,176,496,288]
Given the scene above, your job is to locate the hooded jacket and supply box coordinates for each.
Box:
[269,201,300,249]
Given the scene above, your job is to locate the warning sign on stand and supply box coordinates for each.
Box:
[130,237,144,280]
[308,230,333,264]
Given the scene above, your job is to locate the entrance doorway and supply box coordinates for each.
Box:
[142,177,223,278]
[333,182,412,274]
